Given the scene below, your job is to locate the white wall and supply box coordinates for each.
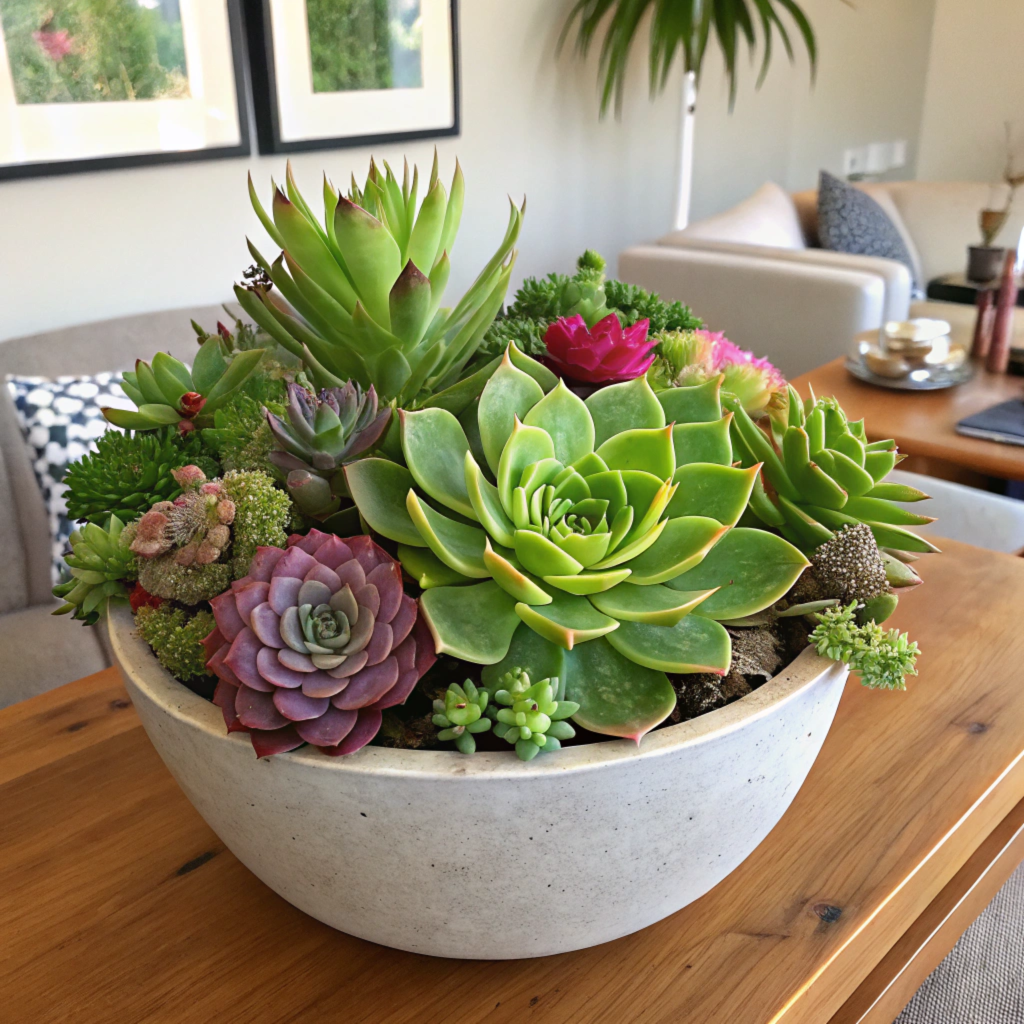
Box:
[917,0,1024,185]
[690,0,937,222]
[0,1,685,343]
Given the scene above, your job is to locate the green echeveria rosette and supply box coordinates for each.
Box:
[730,387,938,587]
[347,345,810,742]
[53,516,134,624]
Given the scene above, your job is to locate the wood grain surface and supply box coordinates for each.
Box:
[793,358,1024,481]
[2,539,1024,1024]
[830,794,1024,1024]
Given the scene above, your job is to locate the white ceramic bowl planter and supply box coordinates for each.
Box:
[110,603,848,959]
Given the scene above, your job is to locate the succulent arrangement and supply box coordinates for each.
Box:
[54,155,929,765]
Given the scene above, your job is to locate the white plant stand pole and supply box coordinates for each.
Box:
[673,70,698,230]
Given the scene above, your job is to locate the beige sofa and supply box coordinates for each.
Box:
[0,304,229,708]
[619,181,1024,377]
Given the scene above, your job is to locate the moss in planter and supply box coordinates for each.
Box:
[135,604,216,696]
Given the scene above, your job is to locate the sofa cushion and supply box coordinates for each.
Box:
[0,602,109,709]
[662,182,806,251]
[818,171,919,289]
[6,373,131,584]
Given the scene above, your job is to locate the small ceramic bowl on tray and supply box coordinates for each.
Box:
[847,321,973,391]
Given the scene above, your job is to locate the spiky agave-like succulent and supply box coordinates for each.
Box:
[53,516,135,624]
[347,347,810,741]
[235,156,523,407]
[730,388,938,571]
[265,381,391,518]
[103,340,264,433]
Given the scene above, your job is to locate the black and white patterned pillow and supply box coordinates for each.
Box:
[818,170,918,288]
[5,373,135,584]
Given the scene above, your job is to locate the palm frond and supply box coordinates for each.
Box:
[562,0,821,116]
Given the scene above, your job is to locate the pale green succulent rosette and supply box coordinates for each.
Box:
[347,348,810,742]
[236,156,523,409]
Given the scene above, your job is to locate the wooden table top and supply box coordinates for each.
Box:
[793,357,1024,481]
[3,539,1024,1024]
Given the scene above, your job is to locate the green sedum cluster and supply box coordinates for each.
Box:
[347,345,810,741]
[481,250,702,361]
[63,428,217,526]
[52,516,135,624]
[135,605,216,683]
[433,680,492,754]
[810,603,920,691]
[488,668,578,761]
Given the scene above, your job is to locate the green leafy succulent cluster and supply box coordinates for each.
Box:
[480,250,702,361]
[733,388,938,567]
[488,668,578,761]
[201,368,289,474]
[104,340,264,433]
[433,680,492,754]
[347,346,809,741]
[53,516,135,624]
[235,157,523,407]
[63,428,217,526]
[135,604,216,683]
[810,603,920,690]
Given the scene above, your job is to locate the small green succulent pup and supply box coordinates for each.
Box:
[489,668,579,761]
[433,681,492,754]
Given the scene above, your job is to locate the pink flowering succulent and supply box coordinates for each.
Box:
[203,530,436,758]
[130,467,235,565]
[543,313,657,384]
[653,329,787,415]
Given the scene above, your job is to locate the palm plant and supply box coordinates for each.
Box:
[561,0,821,228]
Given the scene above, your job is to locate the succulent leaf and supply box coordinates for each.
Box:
[666,528,810,620]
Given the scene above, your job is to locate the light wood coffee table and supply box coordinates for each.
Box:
[794,357,1024,483]
[2,539,1023,1024]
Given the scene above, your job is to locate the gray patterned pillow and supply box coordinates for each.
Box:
[817,170,917,287]
[5,373,134,584]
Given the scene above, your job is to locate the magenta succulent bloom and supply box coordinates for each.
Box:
[204,530,436,758]
[543,313,657,384]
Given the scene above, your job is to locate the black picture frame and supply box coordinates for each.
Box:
[246,0,460,155]
[0,0,252,182]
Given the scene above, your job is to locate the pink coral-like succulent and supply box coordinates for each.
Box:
[130,467,236,565]
[203,530,437,758]
[33,29,73,62]
[543,313,657,384]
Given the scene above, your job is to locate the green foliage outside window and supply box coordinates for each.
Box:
[305,0,423,94]
[0,0,188,105]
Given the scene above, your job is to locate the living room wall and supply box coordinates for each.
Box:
[917,0,1024,184]
[0,0,684,343]
[690,0,937,222]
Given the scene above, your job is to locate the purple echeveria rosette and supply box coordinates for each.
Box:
[203,530,436,758]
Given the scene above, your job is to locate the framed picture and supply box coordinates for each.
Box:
[0,0,250,180]
[247,0,459,155]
